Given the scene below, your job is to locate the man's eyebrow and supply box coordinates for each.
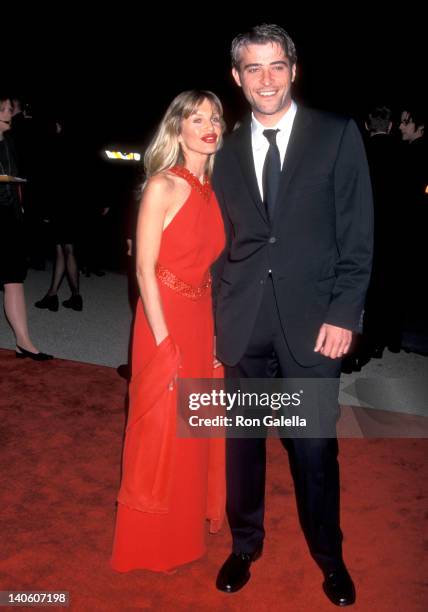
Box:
[243,60,289,69]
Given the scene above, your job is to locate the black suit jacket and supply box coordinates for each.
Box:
[212,105,374,367]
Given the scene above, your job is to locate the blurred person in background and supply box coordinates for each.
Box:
[398,106,427,353]
[34,119,83,312]
[0,95,53,360]
[11,97,49,271]
[343,106,402,373]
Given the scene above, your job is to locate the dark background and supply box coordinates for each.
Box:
[3,10,425,269]
[4,10,426,147]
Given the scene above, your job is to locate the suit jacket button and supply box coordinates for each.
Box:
[269,237,277,244]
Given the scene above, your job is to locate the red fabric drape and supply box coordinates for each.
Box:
[117,336,180,513]
[118,337,225,529]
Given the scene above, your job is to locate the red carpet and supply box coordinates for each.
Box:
[0,348,427,611]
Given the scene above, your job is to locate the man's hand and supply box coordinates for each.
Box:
[314,323,352,359]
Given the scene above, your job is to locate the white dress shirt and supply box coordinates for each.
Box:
[251,100,297,201]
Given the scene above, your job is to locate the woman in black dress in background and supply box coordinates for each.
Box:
[0,96,52,360]
[34,119,83,312]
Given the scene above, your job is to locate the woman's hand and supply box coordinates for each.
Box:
[155,331,170,346]
[213,336,222,368]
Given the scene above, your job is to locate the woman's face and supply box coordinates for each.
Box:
[0,100,13,134]
[178,98,222,159]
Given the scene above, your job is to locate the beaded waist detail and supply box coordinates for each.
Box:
[156,264,211,300]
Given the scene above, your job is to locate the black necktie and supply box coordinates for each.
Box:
[262,129,281,219]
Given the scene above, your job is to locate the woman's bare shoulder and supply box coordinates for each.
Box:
[144,172,176,195]
[140,172,179,210]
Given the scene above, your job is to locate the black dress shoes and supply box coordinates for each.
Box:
[62,295,83,311]
[341,352,370,374]
[371,345,384,359]
[35,294,59,311]
[323,566,356,606]
[387,342,401,354]
[216,548,263,593]
[16,345,54,361]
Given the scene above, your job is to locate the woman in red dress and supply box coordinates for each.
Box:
[111,91,226,572]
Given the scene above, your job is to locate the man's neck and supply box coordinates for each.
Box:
[253,100,292,128]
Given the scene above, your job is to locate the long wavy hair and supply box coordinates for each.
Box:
[144,90,225,180]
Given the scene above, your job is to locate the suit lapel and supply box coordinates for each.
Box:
[273,106,313,223]
[233,118,269,225]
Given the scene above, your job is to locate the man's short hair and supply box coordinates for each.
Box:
[366,106,393,133]
[231,23,297,70]
[404,107,426,131]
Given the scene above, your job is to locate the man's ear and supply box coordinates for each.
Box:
[291,64,297,83]
[232,67,242,88]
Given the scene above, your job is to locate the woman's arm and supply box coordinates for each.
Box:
[135,175,174,346]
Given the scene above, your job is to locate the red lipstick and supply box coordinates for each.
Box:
[201,133,218,143]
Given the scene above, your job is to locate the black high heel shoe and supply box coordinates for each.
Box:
[62,295,83,311]
[34,295,59,311]
[16,345,54,361]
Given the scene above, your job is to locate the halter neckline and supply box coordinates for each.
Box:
[170,166,211,200]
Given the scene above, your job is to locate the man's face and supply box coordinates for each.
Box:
[232,42,296,125]
[399,111,423,142]
[0,100,13,133]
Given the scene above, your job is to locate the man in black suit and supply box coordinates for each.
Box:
[212,25,373,606]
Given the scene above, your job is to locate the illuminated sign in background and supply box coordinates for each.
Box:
[105,151,141,161]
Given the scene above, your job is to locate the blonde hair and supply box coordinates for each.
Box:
[144,90,225,180]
